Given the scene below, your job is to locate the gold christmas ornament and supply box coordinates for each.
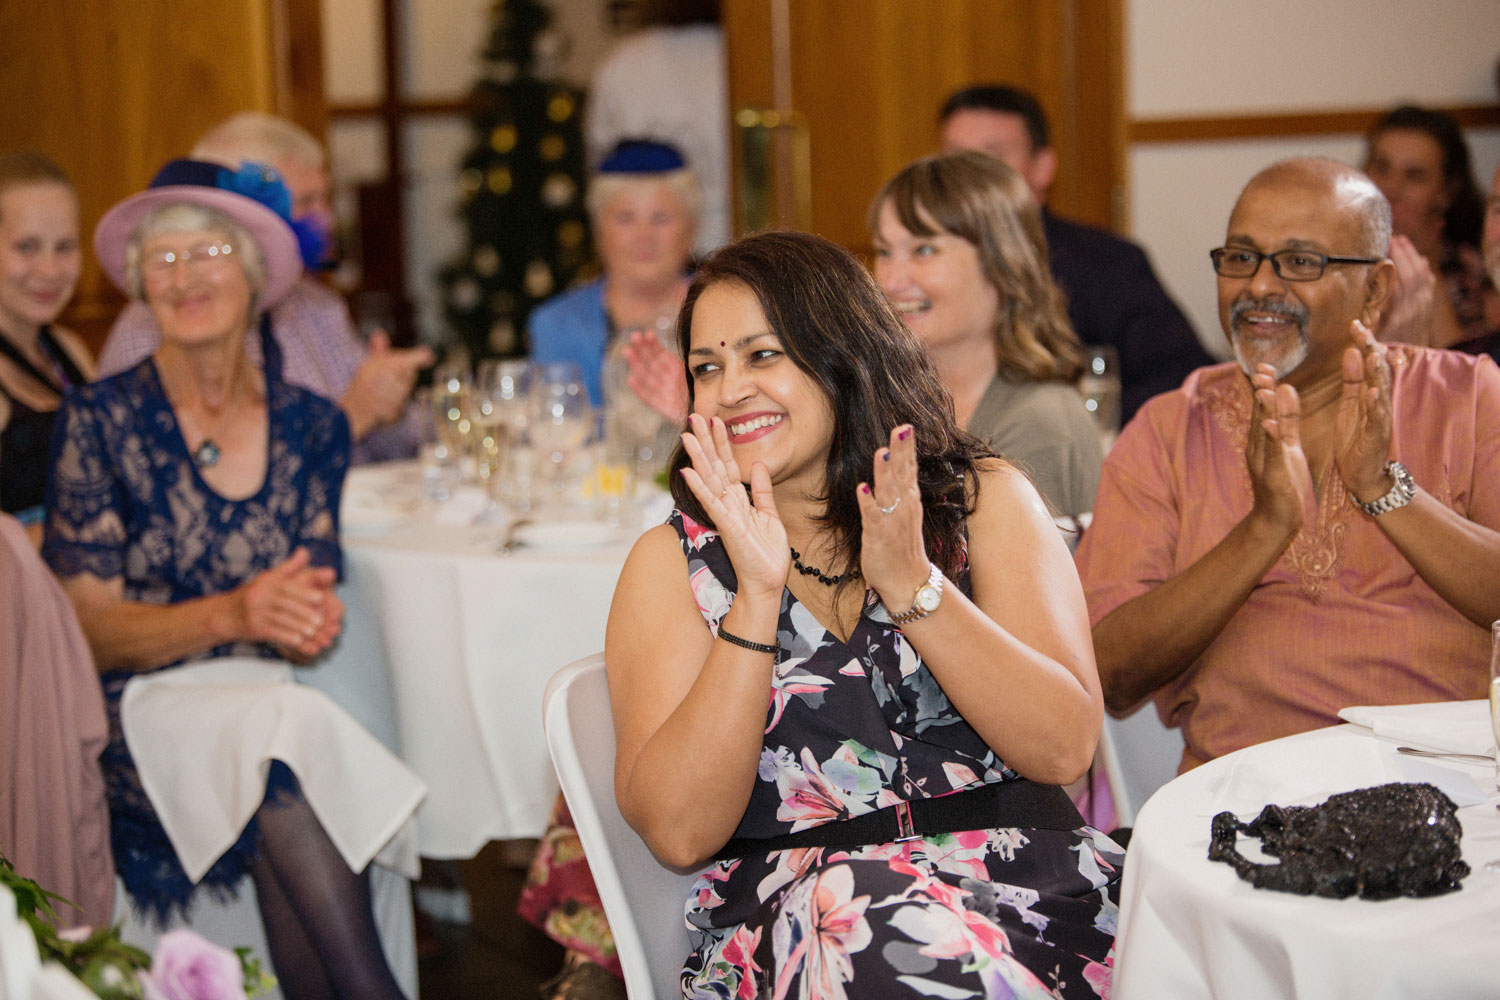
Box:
[487,166,513,194]
[488,320,517,354]
[489,124,518,153]
[524,259,554,298]
[557,219,585,249]
[473,245,501,276]
[547,93,576,122]
[541,173,577,208]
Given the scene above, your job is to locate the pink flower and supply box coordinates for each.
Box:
[772,865,872,1000]
[146,930,247,1000]
[1082,953,1113,999]
[719,924,764,999]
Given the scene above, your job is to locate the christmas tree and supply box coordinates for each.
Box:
[439,0,592,360]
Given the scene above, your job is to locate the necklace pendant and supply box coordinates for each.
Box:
[193,439,222,468]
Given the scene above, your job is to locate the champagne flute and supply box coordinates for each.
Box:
[1487,620,1500,873]
[473,359,532,506]
[529,362,592,507]
[1079,345,1122,444]
[432,356,474,475]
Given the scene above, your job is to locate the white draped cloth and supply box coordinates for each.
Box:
[120,658,425,884]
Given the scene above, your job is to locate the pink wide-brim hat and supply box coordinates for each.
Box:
[93,159,302,310]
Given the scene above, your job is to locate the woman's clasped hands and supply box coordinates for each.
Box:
[234,546,343,659]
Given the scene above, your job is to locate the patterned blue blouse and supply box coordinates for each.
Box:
[42,357,349,921]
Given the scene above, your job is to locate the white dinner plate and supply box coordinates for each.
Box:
[510,519,631,550]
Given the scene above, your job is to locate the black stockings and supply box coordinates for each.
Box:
[249,791,406,1000]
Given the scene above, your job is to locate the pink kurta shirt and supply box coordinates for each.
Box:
[1076,347,1500,771]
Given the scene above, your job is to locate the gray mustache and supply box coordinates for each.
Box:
[1230,298,1308,327]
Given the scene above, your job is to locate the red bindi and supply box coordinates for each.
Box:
[720,341,725,346]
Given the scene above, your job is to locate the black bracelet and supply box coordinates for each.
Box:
[716,625,780,655]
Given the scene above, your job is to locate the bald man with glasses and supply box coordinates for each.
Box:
[1076,157,1500,773]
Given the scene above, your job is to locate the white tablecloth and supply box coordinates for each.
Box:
[1114,704,1500,1000]
[320,463,649,858]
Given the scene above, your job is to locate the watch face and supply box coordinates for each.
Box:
[916,584,941,612]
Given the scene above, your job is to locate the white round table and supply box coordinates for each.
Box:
[313,462,657,859]
[1114,705,1500,1000]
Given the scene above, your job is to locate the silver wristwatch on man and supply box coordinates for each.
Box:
[1351,460,1416,517]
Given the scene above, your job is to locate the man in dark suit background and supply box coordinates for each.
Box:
[942,84,1214,421]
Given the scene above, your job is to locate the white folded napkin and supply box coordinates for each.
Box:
[1337,700,1495,757]
[433,485,490,526]
[121,658,426,884]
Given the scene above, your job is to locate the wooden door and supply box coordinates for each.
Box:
[0,0,326,350]
[721,0,1124,255]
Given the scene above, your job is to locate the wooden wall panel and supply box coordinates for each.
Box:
[0,0,325,350]
[722,0,1122,257]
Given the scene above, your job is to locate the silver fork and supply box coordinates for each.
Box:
[496,518,533,555]
[1395,745,1497,764]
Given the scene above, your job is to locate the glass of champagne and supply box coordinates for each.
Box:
[1079,345,1122,445]
[432,356,474,477]
[473,359,531,489]
[529,362,592,507]
[1487,620,1500,873]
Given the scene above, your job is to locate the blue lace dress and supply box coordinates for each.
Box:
[671,511,1122,999]
[42,357,349,922]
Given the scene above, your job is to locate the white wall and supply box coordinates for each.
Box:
[1127,1,1500,357]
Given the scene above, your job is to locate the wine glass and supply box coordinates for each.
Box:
[1487,620,1500,873]
[529,362,592,506]
[473,360,529,476]
[1079,345,1122,445]
[432,355,474,476]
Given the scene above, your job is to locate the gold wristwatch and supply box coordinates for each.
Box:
[889,563,943,627]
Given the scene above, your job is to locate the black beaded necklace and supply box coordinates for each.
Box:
[789,545,859,586]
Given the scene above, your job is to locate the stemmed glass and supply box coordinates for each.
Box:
[473,359,532,492]
[431,356,474,474]
[1487,621,1500,872]
[529,362,592,507]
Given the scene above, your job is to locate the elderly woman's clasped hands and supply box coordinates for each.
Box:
[237,546,344,659]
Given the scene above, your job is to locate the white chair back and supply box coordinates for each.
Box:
[1097,703,1185,827]
[544,654,699,999]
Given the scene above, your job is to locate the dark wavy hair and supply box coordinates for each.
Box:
[668,230,990,585]
[1366,105,1485,249]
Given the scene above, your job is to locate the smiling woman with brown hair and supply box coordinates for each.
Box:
[0,151,94,539]
[869,151,1102,517]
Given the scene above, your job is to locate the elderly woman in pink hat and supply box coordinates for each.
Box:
[43,160,415,1000]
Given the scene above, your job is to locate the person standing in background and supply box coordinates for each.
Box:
[587,0,730,255]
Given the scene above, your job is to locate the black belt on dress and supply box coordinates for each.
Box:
[714,778,1085,861]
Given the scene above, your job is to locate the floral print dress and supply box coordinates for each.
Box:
[671,511,1121,999]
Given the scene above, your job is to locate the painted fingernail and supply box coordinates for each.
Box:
[860,483,871,495]
[898,427,912,441]
[882,450,890,462]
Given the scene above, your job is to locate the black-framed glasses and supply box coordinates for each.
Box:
[1209,247,1381,282]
